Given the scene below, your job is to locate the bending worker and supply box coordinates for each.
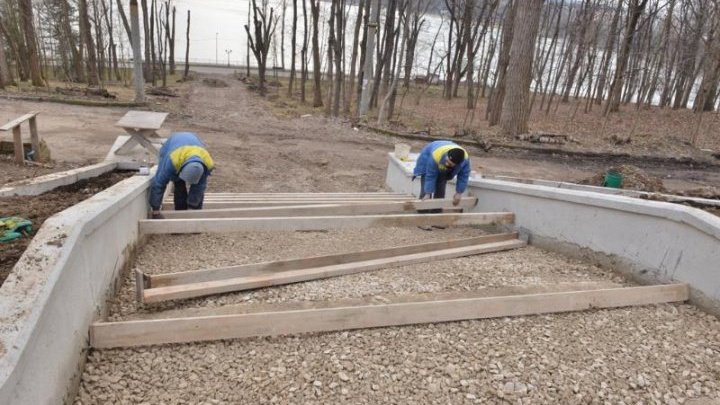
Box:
[148,131,214,218]
[413,140,471,212]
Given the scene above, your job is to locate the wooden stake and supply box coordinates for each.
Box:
[90,283,689,348]
[139,212,515,234]
[142,239,526,303]
[146,232,518,288]
[160,198,478,219]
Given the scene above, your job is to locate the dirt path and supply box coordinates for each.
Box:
[2,73,719,192]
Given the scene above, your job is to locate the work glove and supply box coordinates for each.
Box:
[151,210,164,220]
[452,193,462,206]
[411,175,417,182]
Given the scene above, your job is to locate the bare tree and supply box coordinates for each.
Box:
[605,0,650,114]
[487,0,517,125]
[310,0,322,106]
[79,0,99,85]
[301,0,308,102]
[345,0,366,114]
[245,0,278,95]
[0,29,13,87]
[288,0,297,97]
[169,4,176,74]
[499,0,544,136]
[18,0,44,85]
[183,9,190,79]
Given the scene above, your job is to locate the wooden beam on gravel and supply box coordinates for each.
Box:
[161,200,417,210]
[140,239,525,303]
[139,212,515,234]
[166,195,414,202]
[90,283,689,348]
[159,198,478,219]
[144,232,518,288]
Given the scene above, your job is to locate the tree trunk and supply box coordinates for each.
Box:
[79,0,100,85]
[184,9,190,79]
[500,0,543,136]
[169,5,176,74]
[0,32,13,87]
[301,0,308,102]
[326,0,336,116]
[332,0,344,117]
[595,0,622,105]
[280,0,286,69]
[130,0,145,102]
[605,0,648,115]
[150,0,157,86]
[487,0,517,126]
[345,0,365,114]
[378,4,407,126]
[102,0,122,81]
[288,0,297,97]
[310,0,323,106]
[18,0,44,86]
[141,0,151,80]
[93,0,107,82]
[116,0,133,42]
[646,0,675,107]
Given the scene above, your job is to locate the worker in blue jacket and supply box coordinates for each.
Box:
[413,140,470,213]
[148,132,214,218]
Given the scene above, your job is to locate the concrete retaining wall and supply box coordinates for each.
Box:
[0,173,152,404]
[386,153,720,314]
[0,161,118,197]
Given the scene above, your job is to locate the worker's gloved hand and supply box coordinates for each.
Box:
[151,210,164,220]
[411,175,417,182]
[452,193,462,206]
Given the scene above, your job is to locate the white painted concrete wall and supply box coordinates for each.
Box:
[386,153,720,313]
[0,173,152,404]
[0,161,117,197]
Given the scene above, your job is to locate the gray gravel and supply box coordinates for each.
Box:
[77,226,720,404]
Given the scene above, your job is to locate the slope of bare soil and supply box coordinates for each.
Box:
[0,171,132,284]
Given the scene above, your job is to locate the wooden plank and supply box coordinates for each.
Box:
[148,233,518,287]
[142,239,526,303]
[166,196,416,202]
[139,212,515,234]
[90,283,689,348]
[28,116,40,159]
[0,111,38,131]
[115,111,168,130]
[12,126,24,164]
[160,198,478,219]
[199,192,410,196]
[160,201,400,209]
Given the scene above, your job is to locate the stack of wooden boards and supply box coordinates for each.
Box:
[89,192,689,348]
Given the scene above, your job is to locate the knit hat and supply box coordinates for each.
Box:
[447,148,465,165]
[179,162,205,185]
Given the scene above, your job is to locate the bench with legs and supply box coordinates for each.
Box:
[0,111,41,165]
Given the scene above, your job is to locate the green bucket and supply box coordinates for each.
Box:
[603,170,624,188]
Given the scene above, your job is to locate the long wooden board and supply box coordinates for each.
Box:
[142,239,526,303]
[139,212,514,234]
[145,232,517,288]
[161,200,415,210]
[160,198,478,219]
[90,284,689,348]
[0,111,38,131]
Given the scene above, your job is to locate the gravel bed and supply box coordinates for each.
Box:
[78,226,720,404]
[108,226,625,320]
[78,305,719,404]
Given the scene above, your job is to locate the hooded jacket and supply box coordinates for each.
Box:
[412,140,471,194]
[149,132,214,210]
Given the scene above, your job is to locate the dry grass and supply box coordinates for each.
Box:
[256,77,720,158]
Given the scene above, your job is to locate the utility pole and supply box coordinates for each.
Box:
[359,0,379,121]
[130,0,145,102]
[215,32,219,64]
[225,49,232,66]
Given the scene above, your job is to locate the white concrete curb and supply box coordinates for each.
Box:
[0,172,152,404]
[386,152,720,313]
[0,161,118,197]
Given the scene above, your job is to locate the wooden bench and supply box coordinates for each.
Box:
[0,111,40,165]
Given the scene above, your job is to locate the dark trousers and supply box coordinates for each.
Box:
[173,179,205,210]
[419,173,453,213]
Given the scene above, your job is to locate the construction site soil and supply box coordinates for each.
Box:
[0,171,132,284]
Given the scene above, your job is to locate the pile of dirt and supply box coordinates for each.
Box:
[202,78,229,88]
[579,164,667,192]
[677,186,720,200]
[0,171,132,285]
